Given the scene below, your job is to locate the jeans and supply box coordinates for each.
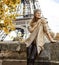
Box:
[27,41,37,65]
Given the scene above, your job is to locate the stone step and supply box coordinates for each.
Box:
[0,59,59,65]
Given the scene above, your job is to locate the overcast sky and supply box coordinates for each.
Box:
[38,0,59,33]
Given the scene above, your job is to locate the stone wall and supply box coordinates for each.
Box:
[0,42,59,65]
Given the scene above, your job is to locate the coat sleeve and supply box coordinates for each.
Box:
[42,17,53,41]
[42,18,49,33]
[28,20,38,33]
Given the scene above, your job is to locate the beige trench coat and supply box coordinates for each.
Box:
[25,17,52,54]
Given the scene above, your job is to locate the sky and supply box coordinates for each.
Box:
[38,0,59,33]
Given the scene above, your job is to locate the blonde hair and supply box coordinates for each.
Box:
[30,9,41,27]
[32,9,41,22]
[34,9,41,16]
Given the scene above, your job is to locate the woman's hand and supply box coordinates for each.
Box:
[51,39,57,43]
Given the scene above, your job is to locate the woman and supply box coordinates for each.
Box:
[25,9,57,65]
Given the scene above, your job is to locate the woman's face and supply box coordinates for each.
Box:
[35,11,41,18]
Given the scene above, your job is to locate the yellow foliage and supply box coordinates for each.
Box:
[0,2,4,18]
[3,27,9,34]
[0,0,21,34]
[3,0,21,8]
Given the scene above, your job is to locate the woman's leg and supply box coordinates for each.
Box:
[27,42,37,65]
[27,44,32,59]
[27,44,33,65]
